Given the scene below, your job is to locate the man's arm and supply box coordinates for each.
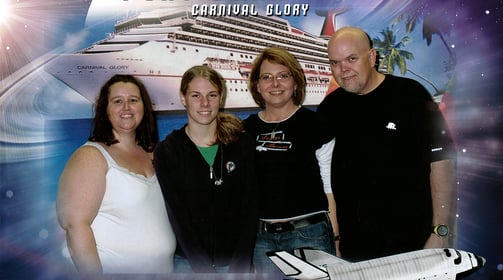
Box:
[424,159,457,248]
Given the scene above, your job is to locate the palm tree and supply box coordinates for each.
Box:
[392,1,456,72]
[391,1,457,125]
[373,26,441,94]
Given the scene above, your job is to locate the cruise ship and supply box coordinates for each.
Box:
[45,7,344,111]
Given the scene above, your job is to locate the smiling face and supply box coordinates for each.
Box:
[180,76,221,127]
[106,81,144,136]
[256,59,296,109]
[328,30,377,95]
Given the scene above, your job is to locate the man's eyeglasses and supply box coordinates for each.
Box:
[259,72,292,83]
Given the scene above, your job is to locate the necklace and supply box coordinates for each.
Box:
[270,122,281,139]
[210,144,224,186]
[260,105,300,139]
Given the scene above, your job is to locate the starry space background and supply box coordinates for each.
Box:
[0,0,502,279]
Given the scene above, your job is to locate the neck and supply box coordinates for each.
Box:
[359,71,385,95]
[185,124,217,147]
[261,103,300,122]
[112,131,138,148]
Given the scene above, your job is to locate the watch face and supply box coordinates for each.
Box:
[436,225,449,237]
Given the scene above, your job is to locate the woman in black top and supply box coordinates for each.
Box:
[154,65,258,273]
[244,47,337,273]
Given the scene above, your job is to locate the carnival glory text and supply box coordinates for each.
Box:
[192,4,310,16]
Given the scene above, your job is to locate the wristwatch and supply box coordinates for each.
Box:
[432,224,449,237]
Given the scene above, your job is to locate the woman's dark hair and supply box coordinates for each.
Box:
[248,47,306,108]
[89,74,158,152]
[180,65,243,144]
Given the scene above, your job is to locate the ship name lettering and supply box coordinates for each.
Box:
[266,4,309,16]
[76,65,107,70]
[109,65,129,70]
[192,4,258,16]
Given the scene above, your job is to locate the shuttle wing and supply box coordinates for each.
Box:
[266,250,330,280]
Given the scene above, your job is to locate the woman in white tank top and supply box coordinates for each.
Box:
[56,75,176,274]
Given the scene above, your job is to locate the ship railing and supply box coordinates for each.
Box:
[173,29,329,65]
[216,16,326,48]
[187,24,327,61]
[196,17,327,53]
[160,17,194,27]
[191,21,327,55]
[234,14,289,32]
[171,24,324,62]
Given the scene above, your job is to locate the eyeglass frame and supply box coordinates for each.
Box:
[258,71,292,83]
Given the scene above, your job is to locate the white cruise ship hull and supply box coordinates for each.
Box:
[44,9,334,111]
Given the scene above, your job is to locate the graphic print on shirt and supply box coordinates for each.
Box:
[255,130,292,152]
[386,121,397,130]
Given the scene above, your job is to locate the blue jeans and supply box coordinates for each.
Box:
[253,219,335,273]
[173,254,193,273]
[174,254,231,273]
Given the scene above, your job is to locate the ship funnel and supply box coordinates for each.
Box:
[316,8,349,37]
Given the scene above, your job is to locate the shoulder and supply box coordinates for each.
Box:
[385,75,428,93]
[385,75,419,86]
[155,127,192,157]
[294,106,320,121]
[297,106,314,114]
[158,127,185,146]
[318,87,347,110]
[243,113,259,124]
[60,142,108,181]
[243,113,260,131]
[70,142,107,165]
[383,75,433,102]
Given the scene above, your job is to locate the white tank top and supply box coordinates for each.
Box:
[79,141,176,273]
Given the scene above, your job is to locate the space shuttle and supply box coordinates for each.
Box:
[267,248,485,280]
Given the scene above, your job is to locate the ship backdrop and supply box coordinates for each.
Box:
[0,0,502,279]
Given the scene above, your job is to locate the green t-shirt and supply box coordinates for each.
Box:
[197,144,218,166]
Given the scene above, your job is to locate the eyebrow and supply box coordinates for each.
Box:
[260,71,290,75]
[188,90,219,94]
[329,52,362,62]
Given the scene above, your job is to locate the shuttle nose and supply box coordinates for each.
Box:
[468,254,486,276]
[475,255,486,268]
[457,252,486,279]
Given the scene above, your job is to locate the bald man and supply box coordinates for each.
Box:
[317,26,457,261]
